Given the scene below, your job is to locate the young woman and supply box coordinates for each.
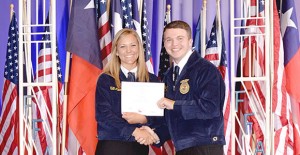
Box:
[95,29,164,155]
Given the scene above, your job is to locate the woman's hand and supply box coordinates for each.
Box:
[122,112,147,124]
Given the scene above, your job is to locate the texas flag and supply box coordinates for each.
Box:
[281,0,300,102]
[66,0,102,154]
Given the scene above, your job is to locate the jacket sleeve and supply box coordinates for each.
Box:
[95,75,136,140]
[145,73,163,125]
[146,73,171,145]
[173,64,226,120]
[151,116,171,147]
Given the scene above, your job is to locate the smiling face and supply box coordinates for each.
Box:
[116,33,139,70]
[163,28,193,64]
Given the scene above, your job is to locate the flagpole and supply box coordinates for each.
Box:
[61,53,70,155]
[265,0,272,154]
[107,0,111,17]
[10,4,14,21]
[269,1,275,154]
[216,0,222,65]
[22,0,35,153]
[61,0,73,154]
[201,0,207,57]
[167,4,172,64]
[279,0,282,20]
[139,0,143,23]
[167,4,171,20]
[18,0,25,152]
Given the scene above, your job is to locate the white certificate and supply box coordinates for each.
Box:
[121,82,164,116]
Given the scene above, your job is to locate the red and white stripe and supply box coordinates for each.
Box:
[273,3,288,153]
[32,46,65,154]
[272,0,300,154]
[32,48,54,154]
[231,0,267,154]
[237,0,267,153]
[0,80,18,155]
[204,3,232,154]
[98,8,112,67]
[149,140,174,155]
[223,65,232,155]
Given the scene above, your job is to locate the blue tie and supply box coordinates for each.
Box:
[127,72,135,82]
[174,66,180,82]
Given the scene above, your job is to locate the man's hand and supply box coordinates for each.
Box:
[122,112,147,124]
[157,98,175,110]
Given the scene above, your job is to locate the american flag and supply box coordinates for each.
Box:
[110,0,152,72]
[274,0,300,154]
[122,0,140,33]
[158,7,171,80]
[205,15,232,155]
[96,0,112,68]
[235,0,266,154]
[0,12,19,155]
[110,0,123,36]
[32,15,64,154]
[272,1,290,154]
[141,0,154,73]
[110,0,140,36]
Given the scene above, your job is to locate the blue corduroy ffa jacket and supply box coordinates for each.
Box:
[163,51,226,151]
[95,71,169,144]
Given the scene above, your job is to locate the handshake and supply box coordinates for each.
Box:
[132,126,160,145]
[122,112,160,145]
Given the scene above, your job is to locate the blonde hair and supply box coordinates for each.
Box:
[102,28,150,88]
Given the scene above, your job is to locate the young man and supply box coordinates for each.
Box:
[157,20,226,155]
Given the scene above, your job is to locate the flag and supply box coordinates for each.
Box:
[30,14,64,154]
[276,0,300,154]
[96,0,112,68]
[272,1,290,154]
[0,12,19,154]
[110,0,141,36]
[110,0,153,73]
[141,0,154,73]
[193,13,202,53]
[281,0,300,102]
[234,0,266,154]
[122,0,140,31]
[158,7,171,80]
[110,0,123,36]
[205,14,232,155]
[66,0,102,154]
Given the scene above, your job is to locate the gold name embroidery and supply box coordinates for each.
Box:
[110,86,121,91]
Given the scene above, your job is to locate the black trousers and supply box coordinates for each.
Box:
[176,144,224,155]
[95,140,149,155]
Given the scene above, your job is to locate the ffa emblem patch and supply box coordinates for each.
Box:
[180,79,189,94]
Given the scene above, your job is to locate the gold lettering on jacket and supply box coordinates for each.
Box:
[110,86,121,91]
